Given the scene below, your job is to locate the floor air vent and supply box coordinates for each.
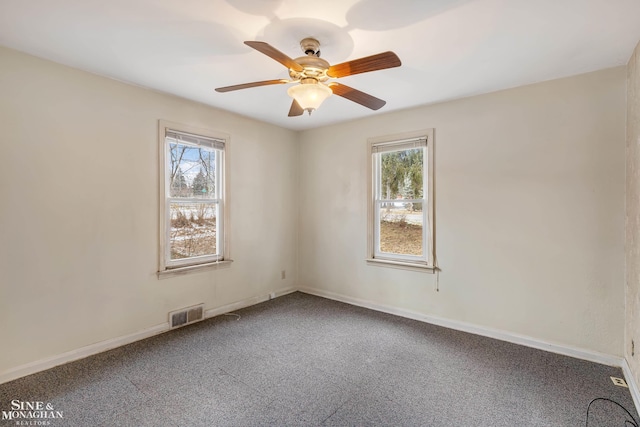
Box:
[169,303,204,328]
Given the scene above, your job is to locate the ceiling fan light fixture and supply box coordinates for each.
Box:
[216,39,401,117]
[287,80,332,114]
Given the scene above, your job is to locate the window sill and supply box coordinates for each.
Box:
[366,258,436,273]
[157,260,233,279]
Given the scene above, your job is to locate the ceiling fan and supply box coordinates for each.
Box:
[215,38,401,117]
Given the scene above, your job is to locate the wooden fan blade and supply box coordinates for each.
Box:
[288,99,304,117]
[245,41,304,72]
[329,83,386,110]
[327,51,401,78]
[215,79,289,93]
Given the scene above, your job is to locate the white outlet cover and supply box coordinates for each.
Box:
[610,376,629,388]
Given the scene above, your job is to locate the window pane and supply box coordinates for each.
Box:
[169,203,217,260]
[168,142,217,198]
[378,203,423,256]
[379,148,423,200]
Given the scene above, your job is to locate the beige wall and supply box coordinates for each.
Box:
[626,41,640,386]
[0,46,298,374]
[298,67,627,355]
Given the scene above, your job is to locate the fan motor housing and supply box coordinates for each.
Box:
[289,56,330,82]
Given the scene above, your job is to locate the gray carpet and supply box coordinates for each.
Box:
[0,292,637,426]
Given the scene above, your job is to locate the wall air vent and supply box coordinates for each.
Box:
[169,303,205,329]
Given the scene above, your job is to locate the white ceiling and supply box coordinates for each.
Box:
[1,0,639,131]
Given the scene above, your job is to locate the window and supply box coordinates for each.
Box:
[158,121,230,275]
[367,129,434,271]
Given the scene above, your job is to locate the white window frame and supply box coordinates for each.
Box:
[157,120,231,278]
[367,129,435,272]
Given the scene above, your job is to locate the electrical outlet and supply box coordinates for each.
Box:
[281,270,286,280]
[269,292,276,299]
[611,377,628,388]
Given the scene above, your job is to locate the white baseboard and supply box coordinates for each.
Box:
[0,287,297,385]
[1,282,629,405]
[0,323,170,385]
[298,287,623,368]
[622,358,640,415]
[204,287,296,318]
